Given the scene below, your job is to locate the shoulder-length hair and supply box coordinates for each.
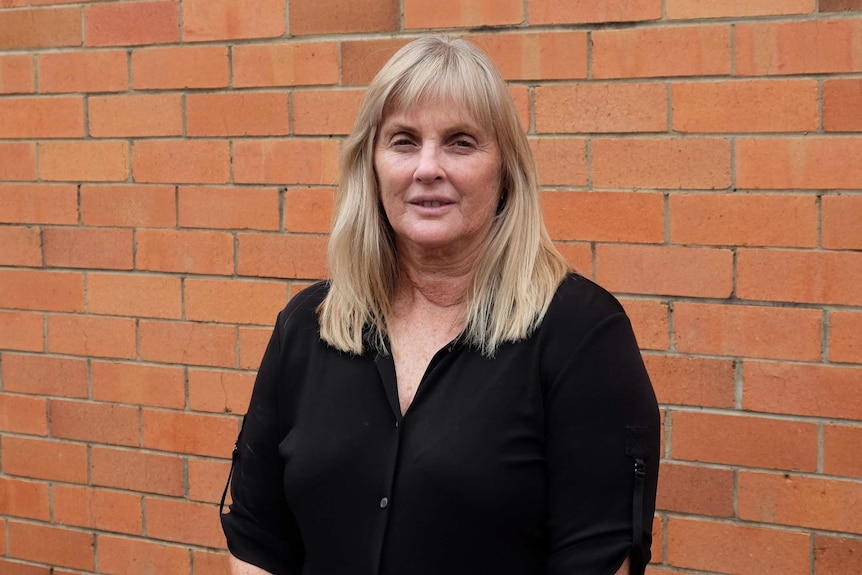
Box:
[318,35,569,357]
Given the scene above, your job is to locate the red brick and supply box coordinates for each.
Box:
[668,0,814,18]
[0,142,36,180]
[43,227,133,270]
[830,311,862,363]
[132,45,229,89]
[238,326,271,369]
[51,399,139,446]
[823,79,862,131]
[136,229,234,275]
[822,195,862,250]
[7,521,93,570]
[593,138,731,189]
[188,458,232,503]
[555,242,593,276]
[643,355,734,408]
[289,0,398,34]
[47,314,135,359]
[666,516,810,575]
[738,249,862,306]
[188,369,255,415]
[178,186,278,231]
[54,485,142,534]
[619,298,669,351]
[743,361,862,420]
[0,184,77,225]
[341,38,410,86]
[91,446,184,496]
[0,311,43,353]
[670,194,817,247]
[284,187,334,233]
[139,320,236,368]
[674,302,822,361]
[38,50,127,93]
[88,273,182,319]
[541,191,664,243]
[467,32,586,81]
[186,278,286,325]
[292,89,364,136]
[405,0,522,28]
[193,550,231,575]
[0,269,83,312]
[89,94,183,137]
[133,140,230,184]
[92,361,185,409]
[2,353,88,398]
[529,138,588,187]
[0,225,41,266]
[821,0,862,9]
[85,1,179,47]
[40,140,130,182]
[737,137,862,189]
[824,424,862,478]
[233,41,338,88]
[529,0,661,24]
[98,536,190,575]
[238,233,328,280]
[81,184,176,228]
[187,92,289,137]
[0,55,35,94]
[2,436,88,483]
[0,559,49,575]
[739,471,862,534]
[142,409,238,457]
[0,7,81,50]
[0,478,49,521]
[656,462,734,516]
[233,139,339,185]
[536,83,667,133]
[0,96,83,138]
[182,0,284,41]
[815,535,862,575]
[596,245,733,298]
[0,392,47,437]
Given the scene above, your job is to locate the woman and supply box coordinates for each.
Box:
[221,36,659,575]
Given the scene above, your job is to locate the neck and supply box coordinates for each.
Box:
[394,242,482,310]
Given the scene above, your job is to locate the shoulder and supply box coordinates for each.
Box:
[541,273,626,336]
[276,281,329,335]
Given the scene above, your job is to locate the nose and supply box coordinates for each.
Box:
[413,143,444,184]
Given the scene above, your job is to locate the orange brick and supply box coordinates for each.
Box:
[0,225,41,267]
[38,50,127,93]
[0,184,78,224]
[40,140,129,182]
[0,392,47,436]
[820,0,862,9]
[0,559,49,575]
[536,83,667,133]
[233,139,339,185]
[92,361,185,409]
[0,477,49,521]
[0,142,36,180]
[830,311,862,364]
[289,0,398,34]
[237,233,328,280]
[0,269,84,313]
[824,425,862,478]
[739,471,862,534]
[405,0,522,28]
[139,320,237,368]
[146,497,227,549]
[0,7,81,50]
[674,302,822,361]
[284,187,334,233]
[596,245,733,298]
[50,400,139,446]
[823,79,862,131]
[193,550,231,575]
[668,0,814,18]
[132,45,229,89]
[89,94,183,137]
[238,326,272,369]
[529,0,661,24]
[737,249,862,306]
[187,92,289,137]
[666,517,810,575]
[815,535,862,575]
[0,55,35,94]
[541,191,664,243]
[232,41,338,88]
[47,314,136,359]
[133,140,230,184]
[743,361,862,420]
[91,446,184,496]
[0,96,83,138]
[43,227,133,270]
[7,521,93,571]
[341,38,410,86]
[467,31,586,81]
[87,273,182,319]
[292,89,364,136]
[669,194,818,247]
[529,138,588,187]
[54,485,142,534]
[2,436,88,483]
[85,0,179,47]
[98,536,190,575]
[182,0,284,41]
[188,369,256,414]
[739,137,862,189]
[643,355,734,407]
[618,298,669,350]
[2,353,87,398]
[186,278,286,325]
[80,184,176,228]
[188,458,231,503]
[822,195,862,250]
[656,462,734,517]
[673,411,818,471]
[135,229,233,275]
[179,186,278,231]
[142,409,238,457]
[593,138,731,189]
[0,311,43,353]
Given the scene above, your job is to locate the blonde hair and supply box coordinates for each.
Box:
[318,35,569,357]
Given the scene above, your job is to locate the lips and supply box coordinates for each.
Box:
[409,196,455,208]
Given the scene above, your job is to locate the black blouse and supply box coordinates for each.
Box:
[221,274,660,575]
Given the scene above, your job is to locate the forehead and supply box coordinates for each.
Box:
[379,97,493,136]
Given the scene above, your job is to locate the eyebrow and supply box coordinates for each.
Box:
[379,120,485,140]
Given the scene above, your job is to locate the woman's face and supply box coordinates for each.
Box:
[374,100,502,258]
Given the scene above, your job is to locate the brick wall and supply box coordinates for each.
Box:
[0,1,860,573]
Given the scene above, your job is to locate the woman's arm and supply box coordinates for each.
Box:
[230,554,274,575]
